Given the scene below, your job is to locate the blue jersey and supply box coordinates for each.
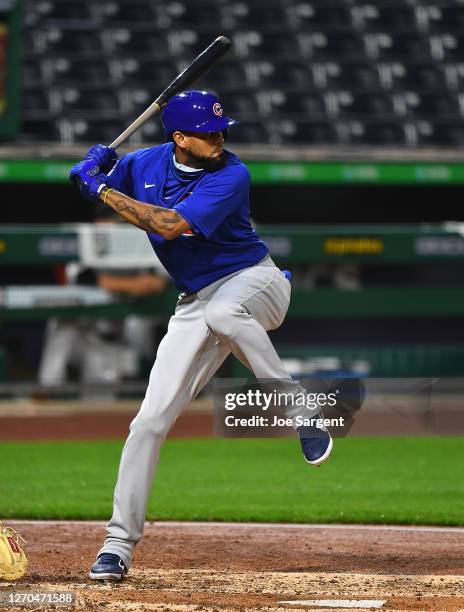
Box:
[106,142,269,293]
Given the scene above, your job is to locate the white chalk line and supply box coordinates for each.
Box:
[6,520,464,534]
[277,600,386,609]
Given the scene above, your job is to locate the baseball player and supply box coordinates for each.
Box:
[70,90,333,581]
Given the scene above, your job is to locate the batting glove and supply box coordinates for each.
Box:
[84,144,118,173]
[69,159,108,200]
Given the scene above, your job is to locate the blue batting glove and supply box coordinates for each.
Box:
[85,144,118,173]
[69,159,108,200]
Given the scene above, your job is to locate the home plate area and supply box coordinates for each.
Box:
[1,522,463,611]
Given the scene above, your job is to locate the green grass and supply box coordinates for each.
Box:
[0,437,463,525]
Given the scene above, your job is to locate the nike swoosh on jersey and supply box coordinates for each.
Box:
[144,182,156,188]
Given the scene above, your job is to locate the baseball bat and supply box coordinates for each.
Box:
[109,35,231,149]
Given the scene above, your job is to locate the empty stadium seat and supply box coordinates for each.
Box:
[363,32,428,61]
[100,27,169,57]
[94,1,157,25]
[271,119,338,145]
[287,4,351,30]
[350,5,417,32]
[337,120,406,146]
[24,26,102,55]
[232,31,300,58]
[311,61,380,90]
[324,91,395,118]
[226,121,269,144]
[221,3,288,30]
[392,92,460,118]
[17,0,464,147]
[376,62,446,91]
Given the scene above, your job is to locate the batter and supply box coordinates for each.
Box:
[70,90,333,581]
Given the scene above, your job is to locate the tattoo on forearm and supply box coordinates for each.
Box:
[101,188,183,235]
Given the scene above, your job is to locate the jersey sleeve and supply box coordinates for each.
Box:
[105,154,133,195]
[173,165,250,239]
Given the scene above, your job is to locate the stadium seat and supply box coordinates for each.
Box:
[24,26,102,55]
[404,120,464,147]
[107,58,177,87]
[287,4,351,29]
[235,60,309,89]
[20,119,60,142]
[47,87,121,117]
[336,120,406,146]
[226,121,269,144]
[416,5,464,33]
[324,91,395,118]
[271,119,338,145]
[198,60,249,89]
[55,118,126,144]
[22,88,51,114]
[350,5,417,31]
[232,31,300,58]
[428,34,464,61]
[36,57,113,86]
[219,3,288,30]
[100,27,169,57]
[23,0,94,25]
[363,32,428,61]
[94,1,157,25]
[443,62,464,91]
[376,61,446,92]
[155,2,223,29]
[311,61,380,90]
[297,31,363,60]
[392,92,460,118]
[18,0,464,147]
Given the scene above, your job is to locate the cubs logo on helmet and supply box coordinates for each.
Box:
[212,102,223,117]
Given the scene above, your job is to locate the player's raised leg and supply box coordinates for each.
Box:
[203,261,333,467]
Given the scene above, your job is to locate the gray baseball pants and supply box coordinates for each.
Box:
[99,256,305,568]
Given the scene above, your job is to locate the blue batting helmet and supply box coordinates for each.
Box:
[161,90,238,136]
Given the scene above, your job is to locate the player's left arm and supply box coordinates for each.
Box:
[99,186,191,240]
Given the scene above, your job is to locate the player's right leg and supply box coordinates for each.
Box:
[90,296,230,579]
